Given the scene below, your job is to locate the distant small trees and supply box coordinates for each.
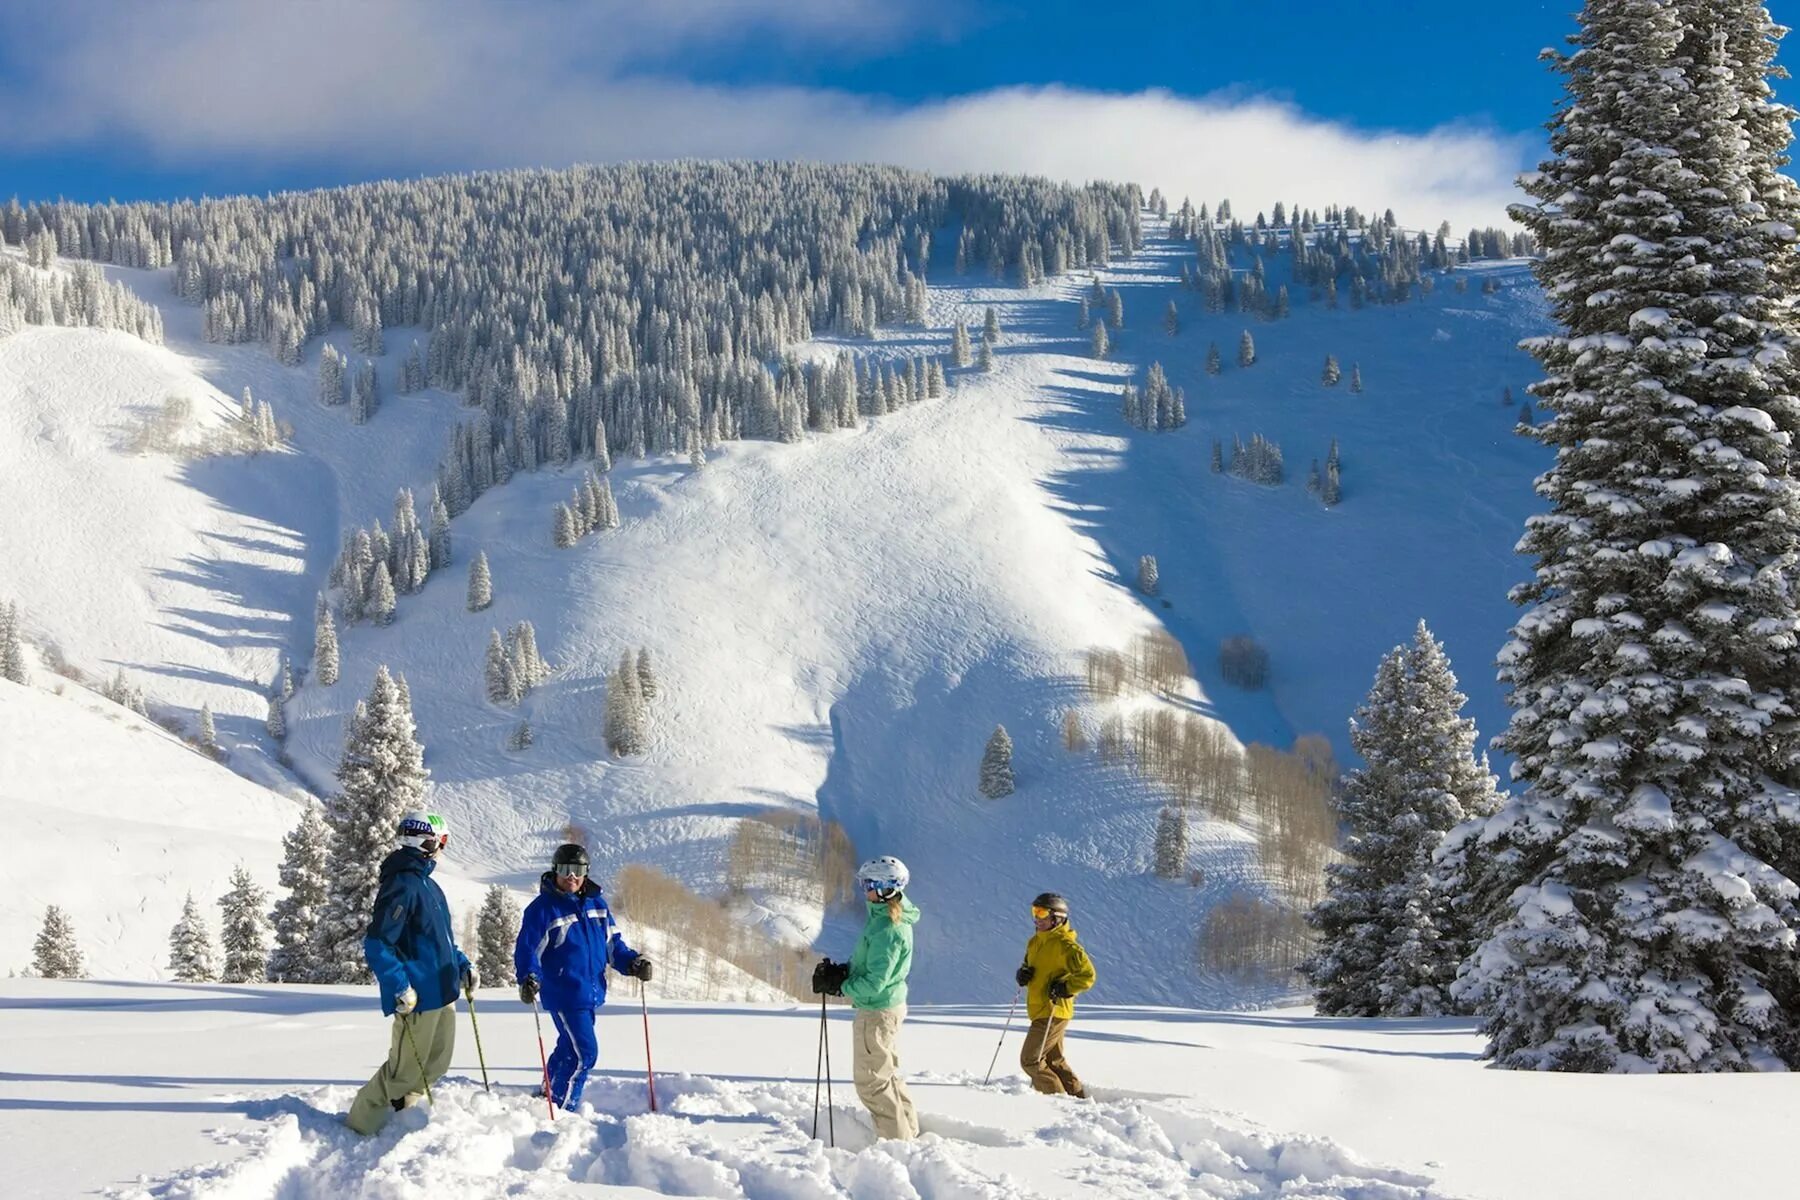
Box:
[32,905,84,978]
[218,865,270,983]
[1220,636,1270,689]
[1205,342,1221,375]
[1225,434,1283,485]
[313,603,339,687]
[167,893,218,982]
[1322,355,1341,386]
[951,321,973,368]
[1137,555,1159,596]
[1348,363,1364,394]
[1122,363,1185,432]
[1238,330,1257,368]
[486,621,550,705]
[1163,300,1180,335]
[476,885,521,987]
[1090,321,1110,360]
[979,725,1015,798]
[1,600,28,684]
[467,551,492,611]
[605,649,652,756]
[1153,806,1189,878]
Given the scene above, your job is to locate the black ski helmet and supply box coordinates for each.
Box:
[1032,892,1070,917]
[552,843,590,872]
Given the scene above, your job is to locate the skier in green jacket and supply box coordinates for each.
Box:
[813,854,920,1140]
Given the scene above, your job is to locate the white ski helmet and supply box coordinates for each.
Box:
[857,855,910,898]
[397,810,448,852]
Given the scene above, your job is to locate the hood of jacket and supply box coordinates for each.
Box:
[379,846,437,885]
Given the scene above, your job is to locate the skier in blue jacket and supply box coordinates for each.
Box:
[346,810,475,1135]
[514,843,653,1109]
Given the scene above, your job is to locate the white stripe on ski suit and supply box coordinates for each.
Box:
[533,909,611,963]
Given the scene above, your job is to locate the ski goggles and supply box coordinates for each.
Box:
[1031,905,1061,920]
[862,879,902,896]
[554,862,589,878]
[420,835,447,854]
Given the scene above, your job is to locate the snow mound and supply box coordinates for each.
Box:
[110,1073,1450,1200]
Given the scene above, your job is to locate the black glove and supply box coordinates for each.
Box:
[1016,964,1034,987]
[518,976,539,1005]
[460,963,478,994]
[1047,977,1073,1001]
[812,958,849,996]
[630,956,655,982]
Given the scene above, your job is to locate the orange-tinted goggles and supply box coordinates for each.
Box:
[1031,905,1053,920]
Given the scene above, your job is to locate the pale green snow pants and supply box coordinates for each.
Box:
[346,1002,457,1135]
[852,1005,920,1140]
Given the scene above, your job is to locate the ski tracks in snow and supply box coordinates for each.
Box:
[109,1073,1453,1200]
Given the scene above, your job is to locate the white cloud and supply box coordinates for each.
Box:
[0,1,1528,231]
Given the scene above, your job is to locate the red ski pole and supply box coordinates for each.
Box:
[640,978,658,1112]
[530,997,556,1120]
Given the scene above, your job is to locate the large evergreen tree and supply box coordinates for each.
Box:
[311,667,430,983]
[167,893,218,982]
[217,865,271,983]
[1306,623,1500,1016]
[314,603,339,687]
[467,550,492,612]
[1461,0,1800,1071]
[267,802,330,983]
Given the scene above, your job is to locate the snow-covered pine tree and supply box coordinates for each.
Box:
[32,905,83,978]
[314,603,339,687]
[318,345,346,407]
[1138,555,1159,595]
[1090,321,1109,360]
[217,865,270,983]
[636,648,659,702]
[267,802,329,982]
[312,666,430,983]
[266,695,286,740]
[554,503,578,548]
[1322,355,1341,386]
[167,892,218,982]
[951,321,973,368]
[604,650,647,756]
[1303,622,1500,1017]
[1458,0,1800,1072]
[1153,805,1188,878]
[1237,330,1256,367]
[1348,363,1363,393]
[467,550,492,611]
[1163,300,1180,335]
[977,335,995,372]
[485,630,513,704]
[429,489,452,570]
[979,725,1015,798]
[1205,342,1221,375]
[0,600,27,683]
[197,703,218,755]
[508,720,533,751]
[280,658,294,700]
[1076,296,1091,329]
[367,560,397,625]
[1106,288,1124,329]
[475,884,520,987]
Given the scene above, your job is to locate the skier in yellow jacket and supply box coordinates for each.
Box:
[1013,892,1096,1097]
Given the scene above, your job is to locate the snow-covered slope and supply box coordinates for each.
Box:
[0,216,1550,1007]
[0,676,302,977]
[3,978,1785,1200]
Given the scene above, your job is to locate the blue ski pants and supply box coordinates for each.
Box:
[547,1007,599,1108]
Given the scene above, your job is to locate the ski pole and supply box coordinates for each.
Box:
[401,1012,433,1106]
[812,994,826,1141]
[531,997,556,1120]
[823,997,835,1148]
[639,978,658,1113]
[465,985,491,1093]
[983,987,1022,1085]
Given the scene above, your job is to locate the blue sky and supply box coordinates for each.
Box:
[0,0,1778,229]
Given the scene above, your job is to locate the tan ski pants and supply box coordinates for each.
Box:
[852,1005,920,1140]
[1020,1015,1086,1097]
[346,1002,457,1135]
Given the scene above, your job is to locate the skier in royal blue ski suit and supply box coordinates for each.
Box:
[513,843,652,1109]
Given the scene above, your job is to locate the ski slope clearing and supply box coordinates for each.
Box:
[1,979,1783,1200]
[0,677,302,977]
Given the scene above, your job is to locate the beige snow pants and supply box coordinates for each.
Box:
[852,1005,920,1140]
[346,1003,457,1135]
[1020,1015,1086,1097]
